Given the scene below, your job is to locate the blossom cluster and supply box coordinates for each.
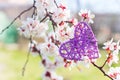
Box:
[18,0,78,79]
[17,0,97,79]
[103,38,120,66]
[108,67,120,80]
[16,0,120,80]
[102,38,120,80]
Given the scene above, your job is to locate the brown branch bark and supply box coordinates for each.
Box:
[22,37,32,76]
[54,0,59,8]
[0,0,36,35]
[91,62,113,80]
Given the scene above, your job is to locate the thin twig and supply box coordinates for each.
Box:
[0,6,33,34]
[91,62,113,80]
[22,45,31,76]
[54,0,59,8]
[0,1,36,35]
[22,36,42,76]
[40,15,48,22]
[100,53,111,69]
[22,36,33,76]
[44,9,57,32]
[38,51,42,59]
[32,0,37,18]
[49,15,57,32]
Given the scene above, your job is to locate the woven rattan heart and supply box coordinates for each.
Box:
[59,22,99,61]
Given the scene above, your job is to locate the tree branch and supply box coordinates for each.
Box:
[40,15,48,22]
[54,0,59,8]
[22,36,33,76]
[100,53,111,69]
[44,9,57,32]
[22,36,42,76]
[91,62,113,80]
[0,1,36,35]
[22,49,31,76]
[32,0,37,18]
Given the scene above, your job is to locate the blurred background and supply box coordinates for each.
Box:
[0,0,120,80]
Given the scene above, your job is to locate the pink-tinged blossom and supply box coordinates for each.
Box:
[78,9,95,23]
[108,67,120,80]
[65,26,75,38]
[41,56,64,69]
[80,56,91,68]
[103,38,116,51]
[18,18,48,38]
[59,4,66,10]
[55,24,75,42]
[103,39,120,66]
[52,8,70,24]
[42,70,63,80]
[54,56,64,67]
[63,59,77,70]
[103,38,120,53]
[29,40,38,53]
[113,40,120,54]
[41,57,64,80]
[68,18,78,25]
[39,41,59,57]
[35,0,56,18]
[106,53,119,67]
[41,58,57,70]
[28,40,42,56]
[63,56,91,70]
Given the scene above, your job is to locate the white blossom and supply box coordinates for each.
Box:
[78,9,95,23]
[79,56,91,68]
[39,41,58,57]
[108,67,120,80]
[103,39,120,66]
[41,57,57,70]
[15,0,113,79]
[107,53,119,67]
[42,70,63,80]
[103,38,116,51]
[18,18,48,38]
[35,0,56,18]
[54,56,64,67]
[113,40,120,54]
[55,24,74,42]
[52,7,70,24]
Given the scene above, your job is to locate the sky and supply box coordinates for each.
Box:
[3,0,120,14]
[66,0,120,14]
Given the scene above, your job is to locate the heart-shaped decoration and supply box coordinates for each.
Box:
[59,22,99,61]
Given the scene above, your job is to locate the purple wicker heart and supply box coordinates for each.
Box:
[59,22,99,61]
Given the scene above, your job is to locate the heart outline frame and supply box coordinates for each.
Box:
[59,22,99,61]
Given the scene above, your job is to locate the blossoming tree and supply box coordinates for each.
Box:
[0,0,120,80]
